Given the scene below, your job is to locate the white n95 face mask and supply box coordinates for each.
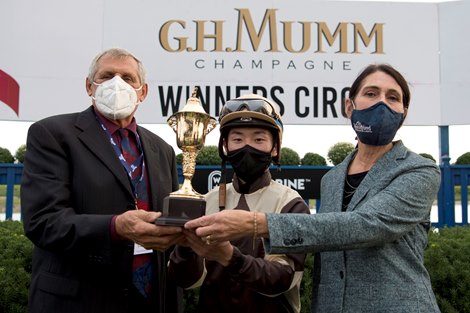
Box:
[92,76,142,120]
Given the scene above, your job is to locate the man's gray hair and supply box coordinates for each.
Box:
[87,47,146,85]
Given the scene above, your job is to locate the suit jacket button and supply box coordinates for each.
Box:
[283,239,291,245]
[298,238,303,244]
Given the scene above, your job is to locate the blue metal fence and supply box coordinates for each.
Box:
[2,163,469,228]
[0,164,23,220]
[437,156,470,227]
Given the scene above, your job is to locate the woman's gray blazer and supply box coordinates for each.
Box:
[265,141,441,313]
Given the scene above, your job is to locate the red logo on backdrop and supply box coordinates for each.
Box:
[0,69,20,116]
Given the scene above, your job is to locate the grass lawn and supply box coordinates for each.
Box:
[0,185,21,213]
[454,186,468,202]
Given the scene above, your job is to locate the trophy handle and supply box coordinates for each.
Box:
[206,118,217,135]
[168,115,178,133]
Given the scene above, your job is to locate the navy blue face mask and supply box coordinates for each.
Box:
[351,101,404,146]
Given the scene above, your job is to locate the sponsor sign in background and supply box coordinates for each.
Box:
[0,0,469,126]
[438,0,470,126]
[190,166,331,199]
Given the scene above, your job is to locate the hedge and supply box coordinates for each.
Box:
[0,221,32,313]
[2,221,469,313]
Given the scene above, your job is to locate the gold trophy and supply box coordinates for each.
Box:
[155,87,217,226]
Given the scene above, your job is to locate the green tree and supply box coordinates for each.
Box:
[301,152,327,166]
[455,152,470,165]
[196,145,221,165]
[327,142,355,166]
[280,147,300,165]
[176,146,221,165]
[175,153,183,165]
[15,144,27,164]
[419,153,436,163]
[0,147,14,163]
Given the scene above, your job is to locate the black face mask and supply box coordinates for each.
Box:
[227,145,273,184]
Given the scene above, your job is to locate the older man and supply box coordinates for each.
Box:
[21,48,184,313]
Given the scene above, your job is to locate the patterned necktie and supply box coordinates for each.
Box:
[118,128,153,298]
[119,128,140,177]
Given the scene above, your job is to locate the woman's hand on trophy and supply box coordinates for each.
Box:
[184,210,254,242]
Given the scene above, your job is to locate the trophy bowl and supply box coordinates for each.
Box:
[155,87,217,226]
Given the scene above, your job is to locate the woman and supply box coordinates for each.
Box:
[185,64,441,313]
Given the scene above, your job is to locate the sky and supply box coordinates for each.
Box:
[1,120,469,165]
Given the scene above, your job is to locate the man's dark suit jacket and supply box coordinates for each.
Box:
[21,107,183,313]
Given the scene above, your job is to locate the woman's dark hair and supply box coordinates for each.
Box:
[349,64,411,111]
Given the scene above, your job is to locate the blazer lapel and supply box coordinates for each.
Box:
[138,127,165,211]
[75,107,134,198]
[322,154,352,213]
[347,173,372,211]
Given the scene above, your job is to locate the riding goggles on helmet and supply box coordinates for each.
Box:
[219,99,283,130]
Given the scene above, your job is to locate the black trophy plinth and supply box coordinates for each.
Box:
[155,196,206,226]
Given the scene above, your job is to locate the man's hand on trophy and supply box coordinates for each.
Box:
[116,210,184,251]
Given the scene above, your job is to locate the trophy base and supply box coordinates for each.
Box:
[155,196,206,226]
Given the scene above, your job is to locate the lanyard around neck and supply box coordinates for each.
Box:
[95,115,145,199]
